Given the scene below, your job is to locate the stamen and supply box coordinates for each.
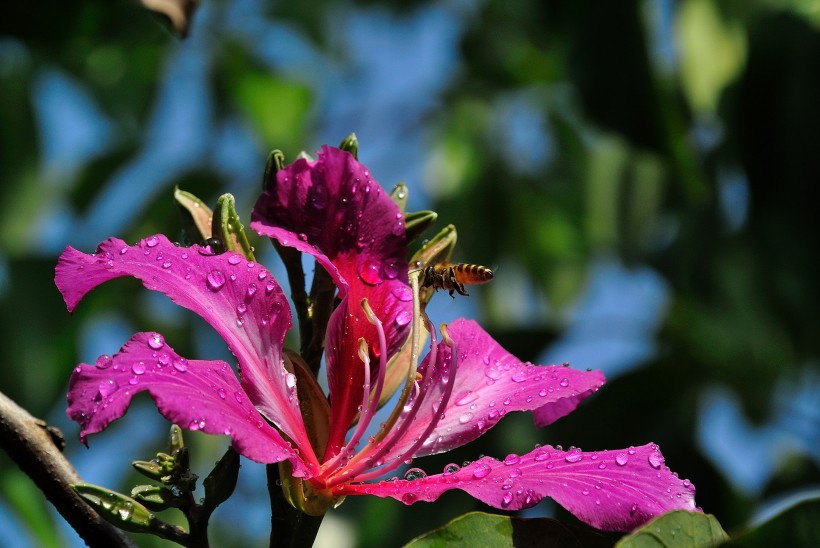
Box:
[324,270,425,485]
[322,337,372,470]
[351,321,457,483]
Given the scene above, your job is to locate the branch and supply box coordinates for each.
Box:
[0,391,136,547]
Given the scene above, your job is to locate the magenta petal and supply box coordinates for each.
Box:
[54,235,310,452]
[67,333,311,475]
[389,319,605,459]
[340,443,697,532]
[251,147,412,451]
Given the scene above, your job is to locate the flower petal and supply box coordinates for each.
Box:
[251,147,412,452]
[67,332,311,476]
[388,319,605,460]
[54,235,311,453]
[340,443,697,532]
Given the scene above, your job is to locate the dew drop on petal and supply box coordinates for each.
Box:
[157,353,170,366]
[246,283,257,298]
[96,355,113,369]
[443,463,460,475]
[559,378,569,387]
[403,468,427,481]
[98,379,118,398]
[384,262,399,279]
[147,333,164,350]
[358,260,382,285]
[472,463,492,479]
[285,373,297,389]
[504,454,520,466]
[534,449,550,462]
[501,492,514,508]
[217,388,226,399]
[564,449,582,463]
[207,270,226,291]
[237,303,247,315]
[455,391,479,406]
[228,254,241,265]
[511,371,527,383]
[392,286,412,302]
[131,362,146,375]
[615,453,629,466]
[145,236,159,248]
[648,451,663,469]
[395,310,412,327]
[173,357,189,372]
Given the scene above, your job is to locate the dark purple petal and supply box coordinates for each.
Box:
[54,235,311,452]
[339,443,697,532]
[250,147,412,452]
[67,332,312,475]
[385,319,605,460]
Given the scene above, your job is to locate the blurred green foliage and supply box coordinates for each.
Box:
[1,0,819,546]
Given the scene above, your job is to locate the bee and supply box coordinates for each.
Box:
[420,263,494,297]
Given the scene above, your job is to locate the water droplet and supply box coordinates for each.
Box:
[228,254,242,265]
[384,262,399,279]
[458,412,473,424]
[285,373,297,389]
[147,333,164,350]
[145,236,159,248]
[485,368,503,380]
[173,357,188,372]
[234,391,244,403]
[403,468,426,480]
[511,371,527,383]
[565,450,582,463]
[455,391,479,406]
[443,463,460,474]
[237,303,247,315]
[472,463,492,479]
[246,283,257,298]
[395,310,412,327]
[648,451,663,469]
[392,286,413,302]
[97,379,118,398]
[132,361,147,375]
[501,492,514,507]
[129,376,139,385]
[534,449,550,462]
[358,260,382,285]
[297,232,308,241]
[119,246,129,255]
[615,453,629,466]
[391,219,404,236]
[257,270,267,280]
[157,353,169,366]
[162,260,172,269]
[96,355,113,369]
[207,270,226,291]
[504,454,520,466]
[265,281,276,294]
[217,388,226,399]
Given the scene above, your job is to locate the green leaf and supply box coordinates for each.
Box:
[405,511,613,548]
[616,511,728,548]
[404,210,438,243]
[339,133,358,159]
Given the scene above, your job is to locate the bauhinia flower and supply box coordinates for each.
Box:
[55,146,697,532]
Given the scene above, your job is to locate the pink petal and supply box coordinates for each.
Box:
[340,443,697,532]
[386,319,605,460]
[67,332,312,476]
[251,147,412,452]
[54,235,311,453]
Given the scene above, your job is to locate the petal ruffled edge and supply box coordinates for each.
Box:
[338,443,697,532]
[67,332,314,476]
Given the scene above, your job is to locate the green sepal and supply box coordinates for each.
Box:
[73,483,159,533]
[263,149,285,191]
[338,133,358,159]
[404,210,437,243]
[212,193,255,261]
[168,424,184,453]
[202,448,241,511]
[278,460,340,517]
[390,183,409,212]
[169,447,198,493]
[130,484,177,512]
[174,187,213,244]
[132,460,168,481]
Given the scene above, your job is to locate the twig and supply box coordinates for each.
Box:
[0,390,135,547]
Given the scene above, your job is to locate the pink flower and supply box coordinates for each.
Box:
[55,146,696,531]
